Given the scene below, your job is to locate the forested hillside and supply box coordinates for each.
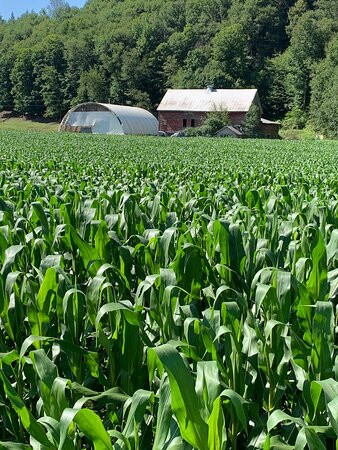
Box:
[0,0,337,137]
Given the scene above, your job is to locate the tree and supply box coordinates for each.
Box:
[0,0,337,127]
[109,78,124,104]
[0,53,14,110]
[257,54,290,119]
[75,68,109,104]
[126,89,152,110]
[286,0,309,37]
[64,36,96,105]
[228,0,293,63]
[40,66,65,118]
[168,48,210,89]
[33,35,67,117]
[209,23,249,87]
[185,109,230,136]
[310,37,338,138]
[47,0,69,17]
[243,104,261,137]
[282,107,308,130]
[11,49,43,116]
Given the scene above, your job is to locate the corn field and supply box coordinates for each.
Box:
[0,130,337,450]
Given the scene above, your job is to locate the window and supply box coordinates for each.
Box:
[81,127,92,133]
[183,118,187,127]
[191,119,195,127]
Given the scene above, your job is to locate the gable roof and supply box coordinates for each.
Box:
[157,89,261,113]
[216,125,243,136]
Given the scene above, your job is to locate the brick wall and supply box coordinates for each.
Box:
[158,112,207,133]
[228,112,247,125]
[158,111,250,133]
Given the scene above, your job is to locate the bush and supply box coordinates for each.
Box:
[184,109,230,137]
[243,104,261,137]
[203,110,230,135]
[282,107,308,130]
[183,127,202,136]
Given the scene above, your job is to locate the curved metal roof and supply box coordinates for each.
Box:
[100,104,158,134]
[60,102,158,135]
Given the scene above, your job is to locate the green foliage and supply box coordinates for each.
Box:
[207,23,249,87]
[0,0,336,132]
[243,103,261,137]
[282,107,308,130]
[279,125,316,141]
[310,38,338,138]
[0,131,337,448]
[75,68,109,104]
[10,49,42,116]
[47,0,70,18]
[33,34,67,118]
[0,53,14,110]
[185,109,230,137]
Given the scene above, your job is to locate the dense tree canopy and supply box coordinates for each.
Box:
[0,0,336,136]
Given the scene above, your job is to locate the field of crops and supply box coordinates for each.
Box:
[0,130,337,450]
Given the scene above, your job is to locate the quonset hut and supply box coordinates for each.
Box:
[59,102,158,135]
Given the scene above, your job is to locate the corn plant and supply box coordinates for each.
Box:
[0,130,337,449]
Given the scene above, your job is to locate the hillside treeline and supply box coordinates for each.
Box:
[0,0,337,137]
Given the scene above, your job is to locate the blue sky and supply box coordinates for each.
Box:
[0,0,87,20]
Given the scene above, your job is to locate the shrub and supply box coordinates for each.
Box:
[243,104,261,137]
[185,109,230,137]
[282,107,308,130]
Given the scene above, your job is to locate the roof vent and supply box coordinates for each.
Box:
[207,85,216,92]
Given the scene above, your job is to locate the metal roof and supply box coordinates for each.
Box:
[100,104,158,134]
[59,102,158,135]
[216,125,243,136]
[157,89,260,113]
[261,118,280,125]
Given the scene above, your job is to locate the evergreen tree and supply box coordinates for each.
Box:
[310,38,338,138]
[33,35,67,117]
[40,66,65,118]
[0,54,14,110]
[243,104,261,137]
[11,49,43,116]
